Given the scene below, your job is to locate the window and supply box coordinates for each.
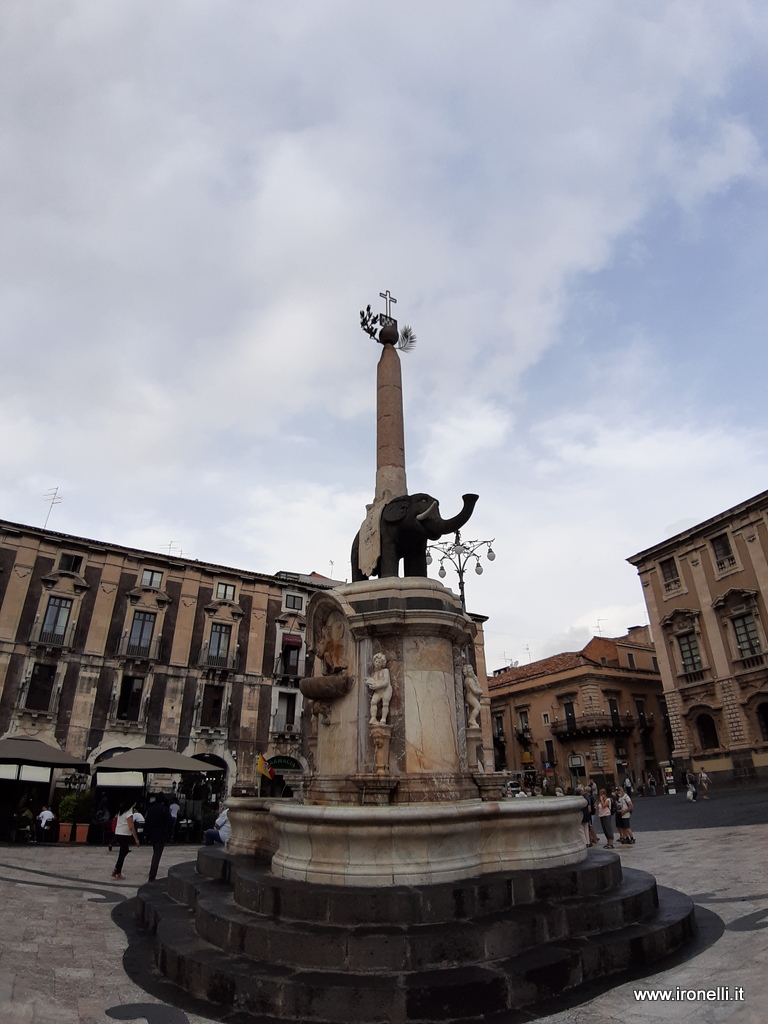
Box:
[200,685,224,728]
[127,611,156,657]
[627,652,636,670]
[59,554,83,574]
[518,709,529,730]
[563,701,576,729]
[696,713,719,750]
[635,699,646,727]
[216,582,236,601]
[732,614,761,658]
[40,596,73,645]
[25,663,56,711]
[659,557,681,592]
[278,633,302,676]
[286,594,303,611]
[493,714,504,738]
[757,702,768,742]
[544,739,555,765]
[542,712,550,726]
[608,698,620,724]
[678,632,702,674]
[209,623,231,663]
[141,569,163,588]
[275,691,297,732]
[116,675,144,721]
[711,533,736,572]
[652,656,659,672]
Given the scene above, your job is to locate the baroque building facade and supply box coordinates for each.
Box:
[0,518,335,798]
[628,488,768,784]
[489,627,671,791]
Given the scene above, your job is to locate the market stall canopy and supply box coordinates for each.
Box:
[0,735,90,771]
[94,745,224,774]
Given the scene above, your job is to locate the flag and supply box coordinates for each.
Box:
[257,754,275,780]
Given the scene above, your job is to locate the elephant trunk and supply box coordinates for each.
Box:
[432,493,479,535]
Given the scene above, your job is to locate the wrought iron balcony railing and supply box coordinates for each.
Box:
[116,635,161,660]
[198,643,238,670]
[550,712,636,739]
[28,622,76,649]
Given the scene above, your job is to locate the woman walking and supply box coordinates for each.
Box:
[112,798,140,879]
[597,789,615,849]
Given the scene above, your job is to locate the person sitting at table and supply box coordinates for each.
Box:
[36,805,55,843]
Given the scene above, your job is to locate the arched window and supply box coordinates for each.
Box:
[756,702,768,742]
[696,713,719,750]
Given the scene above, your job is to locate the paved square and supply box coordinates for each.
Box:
[0,791,765,1023]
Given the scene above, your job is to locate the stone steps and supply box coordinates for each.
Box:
[136,850,695,1023]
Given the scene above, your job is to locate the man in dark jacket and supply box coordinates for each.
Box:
[144,794,173,882]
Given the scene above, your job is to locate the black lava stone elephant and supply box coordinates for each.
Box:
[351,492,479,581]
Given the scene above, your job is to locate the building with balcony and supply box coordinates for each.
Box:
[488,627,671,791]
[628,487,768,784]
[0,518,337,799]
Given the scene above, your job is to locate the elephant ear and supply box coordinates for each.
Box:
[383,499,410,523]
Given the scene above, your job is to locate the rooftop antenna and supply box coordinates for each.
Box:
[524,644,532,663]
[329,559,335,578]
[595,618,606,637]
[43,487,63,529]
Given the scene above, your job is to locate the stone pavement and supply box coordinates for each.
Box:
[0,794,765,1024]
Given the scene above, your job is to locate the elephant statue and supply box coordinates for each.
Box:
[352,492,479,581]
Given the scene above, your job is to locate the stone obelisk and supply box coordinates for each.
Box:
[375,329,407,503]
[374,293,407,503]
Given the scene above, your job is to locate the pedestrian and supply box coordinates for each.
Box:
[132,805,146,843]
[648,775,657,797]
[587,787,599,845]
[111,799,140,878]
[577,786,591,847]
[623,775,633,797]
[204,806,231,846]
[145,794,173,882]
[617,788,634,843]
[686,772,698,802]
[698,769,711,799]
[169,798,181,840]
[597,789,615,849]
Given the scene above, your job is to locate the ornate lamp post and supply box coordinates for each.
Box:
[426,530,495,611]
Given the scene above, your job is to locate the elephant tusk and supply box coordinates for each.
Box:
[415,501,438,522]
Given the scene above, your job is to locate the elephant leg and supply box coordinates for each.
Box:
[351,533,369,582]
[402,550,428,577]
[379,543,400,578]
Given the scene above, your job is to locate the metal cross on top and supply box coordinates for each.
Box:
[379,290,397,317]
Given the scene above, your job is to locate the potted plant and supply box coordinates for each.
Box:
[57,793,77,842]
[73,792,94,843]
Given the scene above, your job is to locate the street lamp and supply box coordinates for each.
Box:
[426,530,496,611]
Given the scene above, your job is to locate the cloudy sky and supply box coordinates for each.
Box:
[3,1,768,672]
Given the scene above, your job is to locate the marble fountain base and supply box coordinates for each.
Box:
[135,797,696,1023]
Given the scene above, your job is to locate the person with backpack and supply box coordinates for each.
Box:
[617,788,635,844]
[597,788,615,849]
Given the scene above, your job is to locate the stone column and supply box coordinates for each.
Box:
[375,343,407,503]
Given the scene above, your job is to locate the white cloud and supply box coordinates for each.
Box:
[1,1,768,675]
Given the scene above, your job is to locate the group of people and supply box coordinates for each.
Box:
[110,798,231,881]
[577,782,635,850]
[686,769,711,801]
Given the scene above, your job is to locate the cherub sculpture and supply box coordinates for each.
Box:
[463,663,483,729]
[366,652,392,725]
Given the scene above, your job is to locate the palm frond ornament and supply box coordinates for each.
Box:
[397,325,417,352]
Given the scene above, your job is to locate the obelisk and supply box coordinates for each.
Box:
[375,322,407,503]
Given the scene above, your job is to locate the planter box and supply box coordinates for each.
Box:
[74,823,89,843]
[58,823,72,842]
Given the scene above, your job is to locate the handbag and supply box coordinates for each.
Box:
[686,788,693,801]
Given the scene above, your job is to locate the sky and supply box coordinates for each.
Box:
[3,1,768,673]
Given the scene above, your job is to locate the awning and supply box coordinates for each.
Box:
[281,634,303,648]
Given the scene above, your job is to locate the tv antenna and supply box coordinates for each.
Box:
[43,487,63,528]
